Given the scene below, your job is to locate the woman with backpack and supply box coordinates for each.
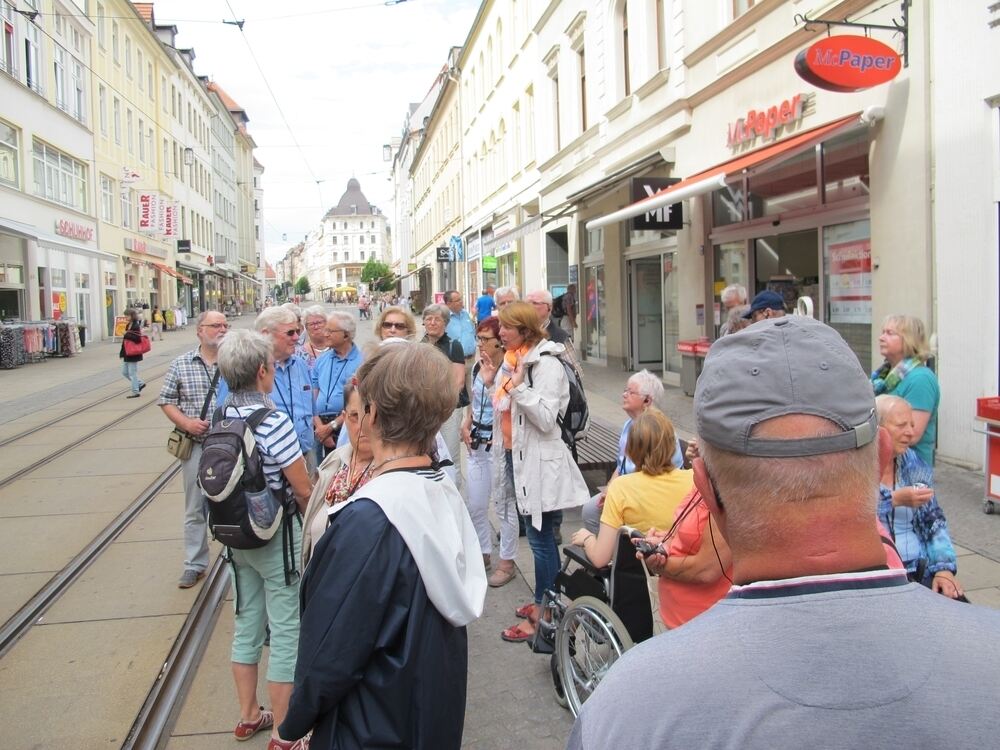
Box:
[119,309,146,398]
[476,302,589,643]
[215,330,313,750]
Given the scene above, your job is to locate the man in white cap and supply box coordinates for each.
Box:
[568,316,1000,749]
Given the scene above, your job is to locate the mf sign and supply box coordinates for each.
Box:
[631,178,683,231]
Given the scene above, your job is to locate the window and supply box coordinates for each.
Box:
[525,86,535,163]
[96,3,106,48]
[370,235,376,243]
[578,46,587,131]
[113,98,121,143]
[360,250,365,260]
[121,188,133,228]
[111,21,119,63]
[54,46,68,110]
[331,236,338,245]
[359,235,365,244]
[1,2,16,75]
[371,220,375,229]
[161,76,167,111]
[148,128,154,167]
[622,2,631,96]
[100,174,114,222]
[549,66,561,152]
[137,50,144,89]
[0,119,19,188]
[147,62,153,98]
[32,139,88,211]
[126,109,134,154]
[25,22,42,92]
[124,36,132,78]
[71,59,85,122]
[138,118,145,161]
[332,251,338,262]
[98,85,107,134]
[656,0,670,70]
[342,235,348,244]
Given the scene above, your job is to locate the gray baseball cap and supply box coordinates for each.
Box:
[694,316,878,457]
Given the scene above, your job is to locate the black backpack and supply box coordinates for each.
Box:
[198,406,296,552]
[527,351,589,457]
[552,294,566,320]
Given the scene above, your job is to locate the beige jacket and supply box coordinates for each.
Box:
[301,443,353,569]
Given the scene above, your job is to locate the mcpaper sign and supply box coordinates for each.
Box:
[728,94,804,148]
[795,36,901,92]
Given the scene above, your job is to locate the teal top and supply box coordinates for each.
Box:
[888,365,940,466]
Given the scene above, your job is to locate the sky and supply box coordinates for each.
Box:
[151,0,481,264]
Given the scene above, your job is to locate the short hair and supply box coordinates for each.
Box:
[628,369,664,404]
[721,284,748,306]
[375,305,417,339]
[526,289,553,306]
[327,310,355,339]
[497,301,547,347]
[476,316,500,337]
[724,305,751,334]
[303,305,326,322]
[626,408,676,476]
[355,343,454,454]
[494,285,520,304]
[280,302,302,321]
[882,314,932,362]
[422,303,451,325]
[255,306,297,333]
[875,394,911,423]
[195,311,213,326]
[444,290,460,303]
[218,329,273,393]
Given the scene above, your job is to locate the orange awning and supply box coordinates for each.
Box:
[154,262,194,284]
[586,112,863,230]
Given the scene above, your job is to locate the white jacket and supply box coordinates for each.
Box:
[499,339,588,530]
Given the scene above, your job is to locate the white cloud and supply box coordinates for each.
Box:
[152,0,479,263]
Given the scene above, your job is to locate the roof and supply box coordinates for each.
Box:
[133,3,154,23]
[324,178,373,218]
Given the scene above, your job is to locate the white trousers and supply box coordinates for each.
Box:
[465,444,495,555]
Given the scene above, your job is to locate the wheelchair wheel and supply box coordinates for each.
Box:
[555,595,634,718]
[550,653,569,709]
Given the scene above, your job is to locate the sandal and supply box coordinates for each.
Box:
[515,603,538,621]
[488,565,516,588]
[235,708,273,741]
[501,621,536,643]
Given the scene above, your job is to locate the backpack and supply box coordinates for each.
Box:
[552,294,566,320]
[198,406,295,552]
[527,351,589,457]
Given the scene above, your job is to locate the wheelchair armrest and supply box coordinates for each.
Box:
[563,544,611,577]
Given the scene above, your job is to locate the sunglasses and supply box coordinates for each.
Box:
[382,321,408,330]
[281,328,301,337]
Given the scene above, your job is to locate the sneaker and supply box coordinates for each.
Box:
[234,708,273,741]
[126,393,141,399]
[267,736,309,750]
[177,569,205,588]
[139,383,146,392]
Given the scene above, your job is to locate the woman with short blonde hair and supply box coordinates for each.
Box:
[375,305,417,341]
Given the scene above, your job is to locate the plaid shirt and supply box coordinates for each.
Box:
[158,348,220,430]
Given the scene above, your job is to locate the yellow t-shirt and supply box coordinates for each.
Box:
[599,468,694,534]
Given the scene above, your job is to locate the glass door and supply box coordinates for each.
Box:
[583,264,605,360]
[76,291,89,341]
[663,252,680,373]
[629,257,663,370]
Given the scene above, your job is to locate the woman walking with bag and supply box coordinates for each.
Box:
[120,309,146,398]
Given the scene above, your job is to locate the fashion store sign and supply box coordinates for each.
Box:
[55,219,94,242]
[795,36,901,92]
[727,94,805,148]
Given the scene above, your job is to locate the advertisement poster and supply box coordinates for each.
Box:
[164,202,178,238]
[827,239,872,324]
[138,193,157,233]
[113,316,129,337]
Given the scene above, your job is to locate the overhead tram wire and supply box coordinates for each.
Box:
[22,0,396,24]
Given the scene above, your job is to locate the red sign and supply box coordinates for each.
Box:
[727,94,804,147]
[55,219,94,241]
[795,36,901,93]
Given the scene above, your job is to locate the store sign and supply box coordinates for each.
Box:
[727,94,805,148]
[435,245,451,263]
[55,219,94,241]
[163,202,178,238]
[630,178,683,230]
[177,239,191,252]
[795,36,901,92]
[482,255,498,272]
[138,193,157,234]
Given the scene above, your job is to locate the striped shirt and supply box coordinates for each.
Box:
[220,399,303,491]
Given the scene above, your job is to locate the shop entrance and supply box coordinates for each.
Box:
[628,257,663,370]
[0,288,22,320]
[753,229,818,314]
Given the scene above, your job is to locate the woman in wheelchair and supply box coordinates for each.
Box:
[571,409,693,567]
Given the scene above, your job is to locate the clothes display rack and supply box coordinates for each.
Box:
[0,319,81,369]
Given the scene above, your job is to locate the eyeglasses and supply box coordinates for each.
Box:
[476,336,496,344]
[326,329,344,336]
[200,322,229,330]
[381,321,408,330]
[281,328,301,337]
[623,388,643,397]
[306,320,325,328]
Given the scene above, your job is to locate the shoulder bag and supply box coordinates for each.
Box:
[167,368,221,460]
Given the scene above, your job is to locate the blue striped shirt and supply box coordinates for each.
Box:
[220,403,303,491]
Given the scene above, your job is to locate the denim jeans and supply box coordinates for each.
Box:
[121,361,142,394]
[524,511,561,605]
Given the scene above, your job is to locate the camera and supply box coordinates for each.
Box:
[470,426,493,452]
[630,529,665,558]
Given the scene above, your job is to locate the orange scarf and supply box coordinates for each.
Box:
[494,345,529,450]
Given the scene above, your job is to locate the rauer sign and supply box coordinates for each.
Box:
[727,94,805,148]
[631,178,683,230]
[795,35,901,92]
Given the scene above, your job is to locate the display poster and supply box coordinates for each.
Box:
[114,315,129,337]
[138,193,158,233]
[695,304,705,327]
[58,292,68,314]
[827,238,872,324]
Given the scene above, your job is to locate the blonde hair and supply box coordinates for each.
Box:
[497,301,547,347]
[375,305,417,340]
[625,408,676,476]
[882,314,932,363]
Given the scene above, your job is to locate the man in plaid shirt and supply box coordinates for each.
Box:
[158,310,228,588]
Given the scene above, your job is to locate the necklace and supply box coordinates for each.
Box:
[371,453,428,475]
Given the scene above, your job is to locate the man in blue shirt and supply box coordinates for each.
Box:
[445,290,476,359]
[312,311,363,459]
[474,285,496,322]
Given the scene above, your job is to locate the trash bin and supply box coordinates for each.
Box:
[975,397,1000,514]
[677,339,711,396]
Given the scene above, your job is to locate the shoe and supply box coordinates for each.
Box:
[501,621,536,643]
[139,383,146,392]
[488,563,516,588]
[553,525,563,545]
[482,553,492,571]
[177,569,206,588]
[267,736,310,750]
[126,393,140,399]
[234,708,273,741]
[515,602,537,620]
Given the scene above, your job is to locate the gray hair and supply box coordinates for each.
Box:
[280,302,302,322]
[494,285,520,304]
[328,310,356,338]
[218,329,274,393]
[422,303,451,324]
[526,289,553,306]
[255,306,297,333]
[875,394,910,423]
[303,304,326,322]
[721,284,748,306]
[628,369,664,403]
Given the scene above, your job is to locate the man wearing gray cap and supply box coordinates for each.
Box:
[567,316,1000,750]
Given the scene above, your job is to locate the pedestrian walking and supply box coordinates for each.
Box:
[150,305,165,341]
[157,311,228,588]
[119,309,146,398]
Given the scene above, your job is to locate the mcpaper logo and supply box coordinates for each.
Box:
[727,94,805,148]
[795,35,901,92]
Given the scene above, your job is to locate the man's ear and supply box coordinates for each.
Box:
[693,457,724,517]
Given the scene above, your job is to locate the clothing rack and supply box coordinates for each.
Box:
[0,319,81,369]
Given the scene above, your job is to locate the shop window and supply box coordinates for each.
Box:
[584,264,606,360]
[748,148,819,218]
[822,130,870,203]
[0,119,19,188]
[752,229,818,316]
[50,268,67,288]
[75,272,90,288]
[713,241,747,332]
[711,180,745,226]
[0,263,24,284]
[104,271,117,287]
[823,220,872,366]
[584,227,603,260]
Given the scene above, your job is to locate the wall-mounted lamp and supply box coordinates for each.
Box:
[183,147,195,166]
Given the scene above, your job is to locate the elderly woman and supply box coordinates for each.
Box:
[875,395,965,599]
[462,316,518,585]
[280,343,487,750]
[301,382,374,569]
[296,305,330,370]
[571,409,693,567]
[216,330,313,749]
[311,311,362,460]
[422,303,469,488]
[477,302,589,643]
[375,305,417,342]
[872,315,940,466]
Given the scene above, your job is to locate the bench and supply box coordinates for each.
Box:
[574,418,620,492]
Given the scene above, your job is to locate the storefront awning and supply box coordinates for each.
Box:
[565,152,665,205]
[585,112,864,231]
[482,216,542,255]
[152,262,195,285]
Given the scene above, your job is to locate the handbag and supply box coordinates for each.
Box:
[166,368,221,459]
[123,334,151,357]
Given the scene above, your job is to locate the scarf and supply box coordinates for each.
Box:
[493,345,530,450]
[871,357,920,395]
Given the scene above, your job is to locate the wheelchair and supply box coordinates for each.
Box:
[531,526,662,717]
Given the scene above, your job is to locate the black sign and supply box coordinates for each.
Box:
[631,177,683,231]
[177,239,191,252]
[435,245,451,263]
